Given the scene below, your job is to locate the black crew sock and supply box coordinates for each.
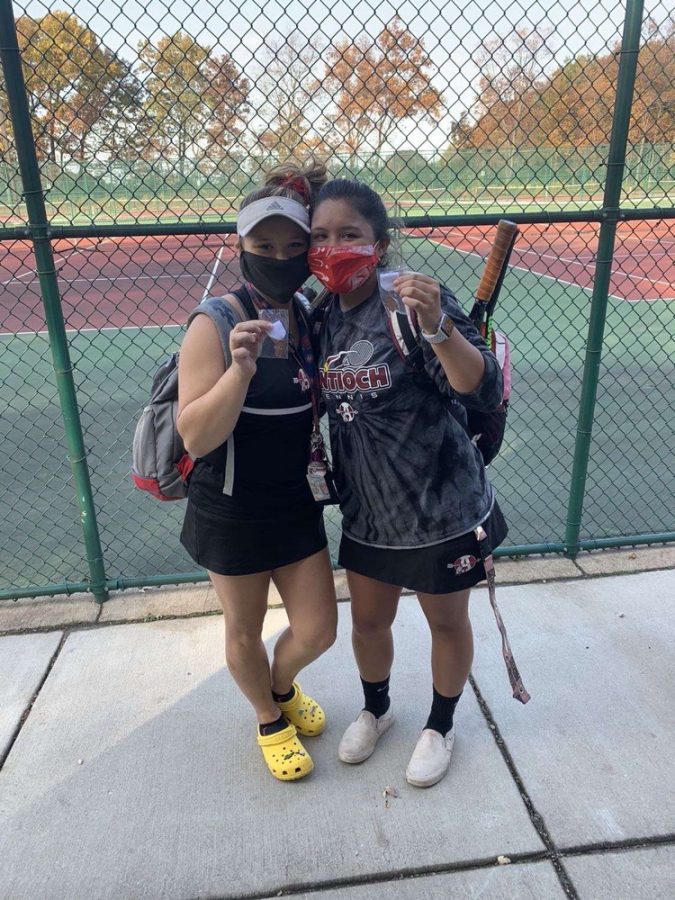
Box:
[424,687,462,737]
[271,685,296,704]
[361,676,391,718]
[258,713,287,736]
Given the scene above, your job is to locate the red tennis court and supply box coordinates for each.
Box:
[1,219,674,335]
[416,219,675,302]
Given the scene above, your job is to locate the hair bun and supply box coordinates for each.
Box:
[264,158,328,206]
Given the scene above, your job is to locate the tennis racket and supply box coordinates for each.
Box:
[471,219,519,337]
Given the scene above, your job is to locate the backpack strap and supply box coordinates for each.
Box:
[186,285,257,368]
[387,307,420,358]
[230,284,258,320]
[294,294,312,335]
[309,290,336,351]
[386,306,429,380]
[185,287,258,499]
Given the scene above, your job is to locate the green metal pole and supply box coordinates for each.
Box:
[2,207,673,244]
[0,0,108,601]
[564,0,645,558]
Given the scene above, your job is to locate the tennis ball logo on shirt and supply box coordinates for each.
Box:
[322,340,392,396]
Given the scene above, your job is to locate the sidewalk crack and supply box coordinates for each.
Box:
[0,631,69,773]
[469,674,579,899]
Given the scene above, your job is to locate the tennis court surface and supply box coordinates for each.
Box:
[1,222,674,590]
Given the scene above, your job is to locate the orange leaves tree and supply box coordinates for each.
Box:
[468,24,554,152]
[138,31,250,170]
[319,17,443,155]
[14,11,141,164]
[456,17,675,152]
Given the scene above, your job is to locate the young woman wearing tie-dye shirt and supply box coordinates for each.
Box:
[308,179,508,789]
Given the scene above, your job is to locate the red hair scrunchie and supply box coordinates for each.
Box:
[282,176,309,203]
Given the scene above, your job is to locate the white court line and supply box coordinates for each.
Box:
[611,250,674,261]
[1,267,35,286]
[1,241,114,286]
[512,245,674,289]
[201,244,225,303]
[422,234,628,302]
[1,323,184,338]
[4,272,202,288]
[441,229,674,291]
[425,231,597,293]
[631,234,675,250]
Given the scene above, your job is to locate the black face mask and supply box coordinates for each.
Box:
[239,251,311,303]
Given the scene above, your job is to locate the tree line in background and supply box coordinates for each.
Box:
[0,10,673,171]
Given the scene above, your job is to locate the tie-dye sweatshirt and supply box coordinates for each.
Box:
[319,286,503,548]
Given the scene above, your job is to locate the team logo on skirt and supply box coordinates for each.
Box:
[449,554,478,575]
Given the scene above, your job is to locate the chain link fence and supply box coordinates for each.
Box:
[1,0,673,601]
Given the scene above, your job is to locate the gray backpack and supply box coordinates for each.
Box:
[131,289,256,500]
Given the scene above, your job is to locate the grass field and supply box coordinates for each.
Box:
[1,227,674,593]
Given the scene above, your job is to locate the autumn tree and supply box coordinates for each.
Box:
[626,17,675,144]
[139,31,250,169]
[56,49,144,161]
[15,11,140,163]
[0,82,12,160]
[203,54,251,157]
[466,24,554,152]
[138,32,211,170]
[533,53,615,149]
[450,17,675,153]
[256,31,324,158]
[320,17,443,155]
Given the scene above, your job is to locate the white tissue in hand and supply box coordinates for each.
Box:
[268,320,286,341]
[378,271,400,291]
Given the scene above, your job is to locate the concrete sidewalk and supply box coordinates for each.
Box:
[0,565,674,899]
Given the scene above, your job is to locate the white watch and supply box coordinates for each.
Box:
[421,313,454,344]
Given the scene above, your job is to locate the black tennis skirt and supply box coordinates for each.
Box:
[339,501,508,595]
[180,468,327,576]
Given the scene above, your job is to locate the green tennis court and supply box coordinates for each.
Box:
[1,228,673,592]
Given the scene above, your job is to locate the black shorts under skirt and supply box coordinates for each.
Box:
[338,501,508,595]
[180,499,327,576]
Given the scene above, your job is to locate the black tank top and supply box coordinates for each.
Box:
[188,289,317,516]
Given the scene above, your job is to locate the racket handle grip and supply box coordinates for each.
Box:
[475,220,518,303]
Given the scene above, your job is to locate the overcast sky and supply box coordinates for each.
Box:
[16,0,673,151]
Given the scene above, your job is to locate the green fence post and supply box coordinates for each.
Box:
[564,0,645,557]
[0,0,108,601]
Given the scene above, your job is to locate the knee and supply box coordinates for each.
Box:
[225,627,261,664]
[297,624,337,655]
[316,626,337,654]
[352,615,393,639]
[429,615,472,639]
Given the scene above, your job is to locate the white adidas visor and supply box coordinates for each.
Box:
[236,196,310,236]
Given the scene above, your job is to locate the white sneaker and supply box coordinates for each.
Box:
[338,707,395,764]
[405,727,455,787]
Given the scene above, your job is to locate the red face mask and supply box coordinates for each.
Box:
[308,244,379,295]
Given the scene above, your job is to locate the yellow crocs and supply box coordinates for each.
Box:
[276,682,326,736]
[257,722,314,781]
